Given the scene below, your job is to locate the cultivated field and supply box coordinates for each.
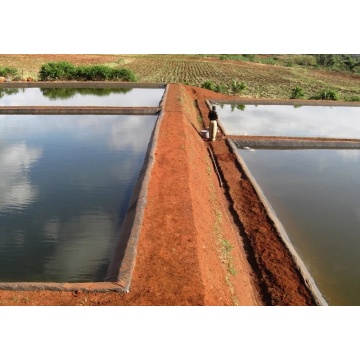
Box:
[1,54,360,101]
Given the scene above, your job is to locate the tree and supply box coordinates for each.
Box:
[315,54,336,67]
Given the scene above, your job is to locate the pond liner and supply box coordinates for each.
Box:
[0,81,166,89]
[209,98,360,107]
[0,106,160,115]
[227,138,328,306]
[231,138,360,149]
[0,84,169,293]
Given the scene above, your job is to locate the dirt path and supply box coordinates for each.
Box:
[0,84,318,306]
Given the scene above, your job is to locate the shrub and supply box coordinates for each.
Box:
[38,61,76,81]
[261,57,275,65]
[214,83,228,93]
[0,66,18,78]
[242,54,255,61]
[311,89,339,101]
[112,68,137,82]
[290,86,304,99]
[38,62,137,82]
[231,80,246,94]
[345,95,360,102]
[201,80,215,91]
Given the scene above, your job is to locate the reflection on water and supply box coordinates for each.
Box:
[0,114,157,282]
[0,87,164,107]
[238,148,360,305]
[0,143,42,213]
[0,88,19,98]
[218,104,360,138]
[40,87,131,100]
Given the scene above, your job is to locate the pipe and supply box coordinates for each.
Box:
[207,147,223,187]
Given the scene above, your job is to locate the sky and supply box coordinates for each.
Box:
[2,0,358,54]
[2,1,359,357]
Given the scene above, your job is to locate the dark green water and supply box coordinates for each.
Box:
[238,148,360,305]
[217,104,360,138]
[0,114,157,282]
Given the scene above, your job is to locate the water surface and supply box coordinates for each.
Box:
[0,114,157,282]
[238,148,360,305]
[217,104,360,138]
[0,87,164,107]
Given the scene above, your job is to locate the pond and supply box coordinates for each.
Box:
[216,104,360,139]
[0,113,157,282]
[0,87,165,107]
[237,148,360,305]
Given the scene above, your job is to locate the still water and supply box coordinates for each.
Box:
[0,114,157,282]
[0,87,164,107]
[238,148,360,305]
[217,104,360,138]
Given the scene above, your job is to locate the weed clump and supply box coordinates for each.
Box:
[201,80,216,91]
[0,66,18,78]
[290,86,305,99]
[311,89,339,101]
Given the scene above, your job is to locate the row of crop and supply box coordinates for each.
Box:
[126,57,359,101]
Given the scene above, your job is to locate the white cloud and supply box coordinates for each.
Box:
[0,143,42,212]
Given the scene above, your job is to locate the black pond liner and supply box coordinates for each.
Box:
[0,82,168,293]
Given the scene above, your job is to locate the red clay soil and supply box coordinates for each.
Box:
[0,84,317,306]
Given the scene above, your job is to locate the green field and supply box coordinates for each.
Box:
[1,54,359,101]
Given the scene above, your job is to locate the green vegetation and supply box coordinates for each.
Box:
[38,61,137,81]
[201,80,216,91]
[1,54,360,102]
[290,86,305,99]
[214,83,227,93]
[215,54,360,73]
[314,54,360,72]
[0,66,18,78]
[310,89,339,101]
[230,80,246,94]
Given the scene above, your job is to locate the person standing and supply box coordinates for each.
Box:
[208,105,218,141]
